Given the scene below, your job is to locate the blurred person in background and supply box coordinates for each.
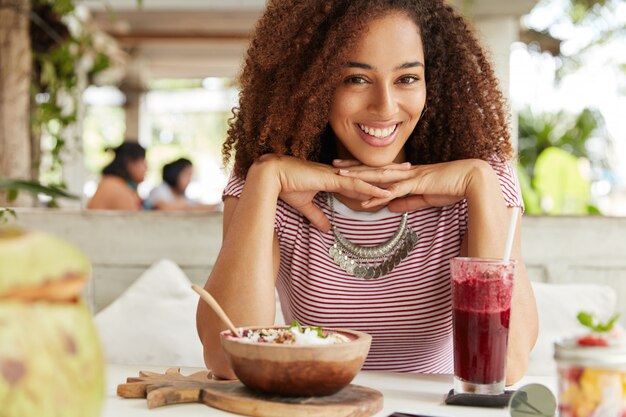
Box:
[87,141,147,210]
[146,157,220,212]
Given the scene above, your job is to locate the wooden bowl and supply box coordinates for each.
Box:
[220,326,372,397]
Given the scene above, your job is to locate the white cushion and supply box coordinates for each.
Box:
[528,282,618,376]
[94,259,204,367]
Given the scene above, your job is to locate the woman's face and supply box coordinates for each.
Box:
[177,165,193,193]
[329,12,426,166]
[127,158,147,183]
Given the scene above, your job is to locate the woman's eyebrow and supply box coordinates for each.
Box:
[395,61,424,70]
[347,61,425,70]
[347,61,373,69]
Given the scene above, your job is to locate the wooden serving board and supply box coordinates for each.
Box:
[118,368,383,417]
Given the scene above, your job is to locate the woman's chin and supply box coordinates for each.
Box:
[352,155,403,167]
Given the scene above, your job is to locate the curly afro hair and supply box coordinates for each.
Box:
[224,0,512,178]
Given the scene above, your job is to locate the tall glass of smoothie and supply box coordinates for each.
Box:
[451,257,515,395]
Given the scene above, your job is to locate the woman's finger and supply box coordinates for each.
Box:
[386,195,432,212]
[333,160,412,171]
[297,202,331,233]
[360,179,415,207]
[339,166,414,183]
[330,176,391,200]
[332,159,361,168]
[381,194,463,212]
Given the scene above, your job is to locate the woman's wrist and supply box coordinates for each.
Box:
[248,155,283,197]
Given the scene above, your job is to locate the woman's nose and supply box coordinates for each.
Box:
[368,84,397,117]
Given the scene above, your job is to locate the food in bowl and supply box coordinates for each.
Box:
[236,321,351,345]
[220,323,371,397]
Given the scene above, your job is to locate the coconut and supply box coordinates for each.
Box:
[0,227,104,417]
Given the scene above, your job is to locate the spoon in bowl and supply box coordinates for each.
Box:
[191,284,241,337]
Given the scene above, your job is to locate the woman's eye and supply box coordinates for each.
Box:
[345,76,368,85]
[397,75,420,84]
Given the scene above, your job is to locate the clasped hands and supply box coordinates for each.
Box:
[332,158,467,212]
[254,153,491,232]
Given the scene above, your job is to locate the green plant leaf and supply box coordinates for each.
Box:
[92,52,111,75]
[517,105,609,217]
[577,311,620,333]
[290,320,303,333]
[289,320,328,338]
[577,311,595,328]
[597,315,620,332]
[0,208,17,224]
[0,178,78,200]
[533,147,591,215]
[49,0,75,15]
[310,326,327,338]
[6,189,18,202]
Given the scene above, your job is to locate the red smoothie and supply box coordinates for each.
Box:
[451,258,515,389]
[453,304,510,383]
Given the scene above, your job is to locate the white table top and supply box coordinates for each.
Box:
[104,364,557,417]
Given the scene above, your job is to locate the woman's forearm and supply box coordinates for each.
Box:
[464,160,511,259]
[464,160,538,384]
[505,259,538,384]
[196,160,282,378]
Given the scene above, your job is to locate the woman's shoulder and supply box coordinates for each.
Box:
[483,155,523,208]
[90,176,131,200]
[88,175,139,210]
[98,175,130,189]
[148,183,174,199]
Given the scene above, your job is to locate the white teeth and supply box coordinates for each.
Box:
[358,124,397,138]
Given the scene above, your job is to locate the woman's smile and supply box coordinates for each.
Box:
[356,122,401,147]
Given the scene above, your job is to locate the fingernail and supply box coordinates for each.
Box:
[402,162,411,167]
[362,200,372,207]
[339,169,350,175]
[382,190,391,196]
[333,159,343,163]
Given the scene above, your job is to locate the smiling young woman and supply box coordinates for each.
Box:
[196,0,538,383]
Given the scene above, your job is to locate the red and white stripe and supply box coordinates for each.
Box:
[224,158,523,373]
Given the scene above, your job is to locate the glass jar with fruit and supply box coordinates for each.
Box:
[555,312,625,417]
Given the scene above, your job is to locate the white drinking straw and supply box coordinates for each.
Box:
[503,206,521,263]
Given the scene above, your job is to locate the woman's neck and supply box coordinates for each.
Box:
[332,193,386,213]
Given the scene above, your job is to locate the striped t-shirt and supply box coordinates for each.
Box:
[223,159,523,373]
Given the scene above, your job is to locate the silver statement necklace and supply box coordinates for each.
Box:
[327,193,419,279]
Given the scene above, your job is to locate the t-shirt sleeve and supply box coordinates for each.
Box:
[487,157,525,211]
[222,173,246,199]
[222,173,286,231]
[145,184,173,209]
